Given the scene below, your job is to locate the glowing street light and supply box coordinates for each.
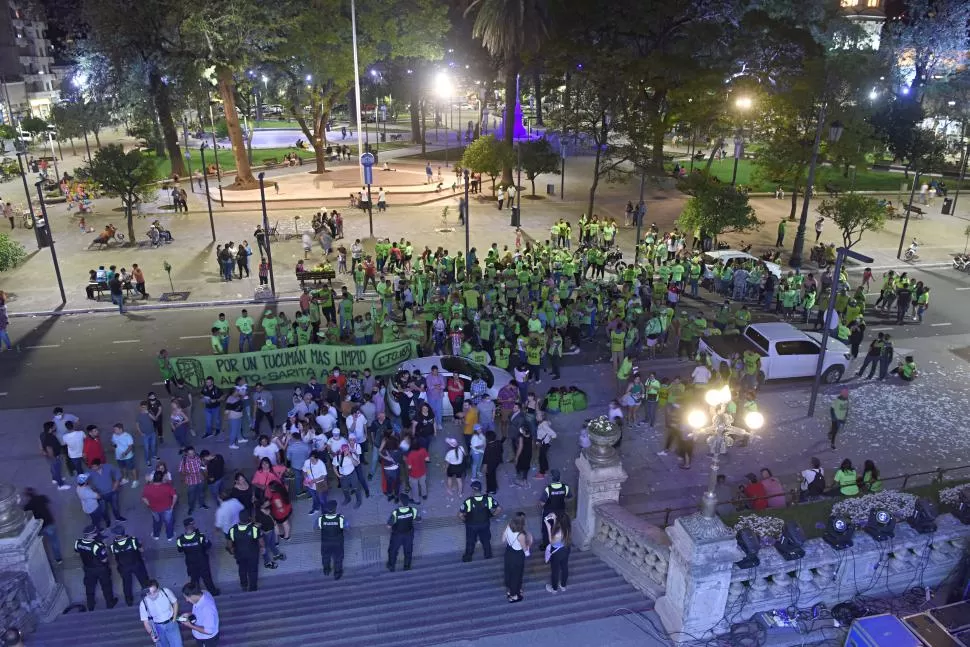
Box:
[735,96,753,110]
[731,96,753,186]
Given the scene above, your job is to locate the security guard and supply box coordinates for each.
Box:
[176,517,221,595]
[539,470,573,549]
[227,509,264,592]
[386,494,420,572]
[459,480,501,562]
[74,524,118,610]
[318,500,346,579]
[109,524,150,606]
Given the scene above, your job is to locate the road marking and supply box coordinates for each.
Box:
[957,288,970,291]
[0,392,8,397]
[151,381,165,386]
[870,327,892,332]
[25,344,60,349]
[112,339,140,344]
[179,335,210,340]
[67,386,101,392]
[931,322,952,327]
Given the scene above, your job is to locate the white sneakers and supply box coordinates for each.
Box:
[238,438,249,444]
[229,444,240,449]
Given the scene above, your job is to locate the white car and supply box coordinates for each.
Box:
[398,355,514,418]
[698,322,851,383]
[703,250,782,279]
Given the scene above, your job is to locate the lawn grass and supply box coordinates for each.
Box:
[723,477,970,540]
[670,158,970,194]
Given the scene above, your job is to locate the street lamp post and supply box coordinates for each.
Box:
[951,122,968,216]
[730,96,752,187]
[635,166,646,264]
[435,72,453,168]
[207,100,224,206]
[464,169,471,270]
[198,144,217,243]
[687,385,765,518]
[257,173,277,296]
[14,151,38,246]
[790,114,843,267]
[46,131,58,180]
[181,119,193,191]
[34,180,66,306]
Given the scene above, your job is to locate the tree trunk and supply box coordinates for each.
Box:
[705,137,724,172]
[409,84,422,144]
[533,68,543,127]
[530,177,536,195]
[788,186,799,220]
[649,90,668,171]
[148,69,186,178]
[216,66,257,189]
[562,72,571,113]
[69,138,76,156]
[124,201,135,243]
[93,130,101,148]
[420,100,427,155]
[586,113,607,217]
[501,64,518,186]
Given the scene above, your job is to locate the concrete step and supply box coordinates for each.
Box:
[32,550,651,647]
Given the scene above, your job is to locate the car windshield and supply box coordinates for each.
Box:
[439,357,494,388]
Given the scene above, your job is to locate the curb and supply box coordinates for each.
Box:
[9,295,302,318]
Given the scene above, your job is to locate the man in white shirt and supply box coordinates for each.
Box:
[345,408,367,445]
[180,583,219,646]
[139,580,182,647]
[690,362,711,386]
[215,492,243,536]
[63,422,87,475]
[316,409,336,434]
[303,451,330,514]
[333,445,362,508]
[326,428,348,456]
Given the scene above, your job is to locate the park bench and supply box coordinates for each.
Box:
[88,282,109,300]
[296,269,336,288]
[262,158,280,168]
[824,182,841,197]
[903,204,925,219]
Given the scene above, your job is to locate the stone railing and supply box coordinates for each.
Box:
[591,502,671,600]
[0,572,38,637]
[727,514,970,619]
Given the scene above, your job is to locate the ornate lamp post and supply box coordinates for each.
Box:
[686,385,765,518]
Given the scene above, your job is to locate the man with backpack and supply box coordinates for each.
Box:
[799,457,825,502]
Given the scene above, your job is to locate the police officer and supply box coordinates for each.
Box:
[317,500,346,579]
[109,524,150,606]
[459,480,501,562]
[176,517,221,595]
[538,470,572,549]
[386,494,420,572]
[74,524,118,610]
[227,509,263,592]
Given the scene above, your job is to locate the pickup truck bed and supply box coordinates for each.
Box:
[702,334,765,363]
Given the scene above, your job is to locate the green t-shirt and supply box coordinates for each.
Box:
[235,316,254,335]
[213,319,229,336]
[610,331,625,352]
[340,298,354,317]
[210,335,223,354]
[494,347,511,369]
[526,344,542,366]
[262,316,279,337]
[834,469,859,496]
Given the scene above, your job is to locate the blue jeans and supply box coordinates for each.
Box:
[310,488,328,513]
[173,423,190,450]
[228,417,243,445]
[102,491,122,520]
[111,293,124,313]
[187,483,205,513]
[690,278,699,298]
[142,433,157,464]
[240,403,252,436]
[42,524,63,562]
[47,456,64,486]
[0,329,11,349]
[205,479,224,506]
[88,506,105,530]
[69,457,85,475]
[152,509,175,539]
[428,397,443,429]
[204,407,221,436]
[645,399,659,427]
[154,619,184,647]
[239,333,253,353]
[471,451,484,480]
[263,528,282,563]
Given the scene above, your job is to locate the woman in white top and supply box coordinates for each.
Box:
[469,426,486,482]
[543,511,572,594]
[443,437,466,497]
[503,512,531,602]
[253,435,280,466]
[535,413,557,479]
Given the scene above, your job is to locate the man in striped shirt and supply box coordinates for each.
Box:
[179,447,206,516]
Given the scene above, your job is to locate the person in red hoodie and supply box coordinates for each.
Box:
[741,472,768,511]
[83,425,107,468]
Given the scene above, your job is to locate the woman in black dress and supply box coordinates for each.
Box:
[412,402,437,452]
[230,472,255,511]
[513,423,533,486]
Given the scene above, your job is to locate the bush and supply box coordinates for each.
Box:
[0,233,27,272]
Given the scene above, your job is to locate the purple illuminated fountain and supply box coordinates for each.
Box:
[495,75,531,141]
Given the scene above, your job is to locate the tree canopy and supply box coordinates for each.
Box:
[515,138,559,195]
[460,135,513,195]
[816,194,886,249]
[84,145,158,242]
[676,173,761,238]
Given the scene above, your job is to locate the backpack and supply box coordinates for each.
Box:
[806,469,825,497]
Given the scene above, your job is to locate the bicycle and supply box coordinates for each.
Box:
[21,208,33,229]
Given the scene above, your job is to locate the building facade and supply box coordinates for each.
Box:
[839,0,886,50]
[0,0,59,124]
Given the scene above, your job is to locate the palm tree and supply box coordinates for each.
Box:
[465,0,550,185]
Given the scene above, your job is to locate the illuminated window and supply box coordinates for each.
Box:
[867,0,880,6]
[841,0,859,6]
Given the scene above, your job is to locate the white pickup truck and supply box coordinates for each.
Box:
[698,322,851,384]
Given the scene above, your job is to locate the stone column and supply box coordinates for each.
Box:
[655,513,742,645]
[0,485,68,623]
[573,453,628,550]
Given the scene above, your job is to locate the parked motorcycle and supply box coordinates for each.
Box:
[903,239,920,262]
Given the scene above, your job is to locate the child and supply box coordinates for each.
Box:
[515,228,523,252]
[861,267,873,293]
[337,246,348,274]
[78,216,86,233]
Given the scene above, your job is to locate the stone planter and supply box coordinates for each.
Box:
[584,417,621,467]
[0,485,25,538]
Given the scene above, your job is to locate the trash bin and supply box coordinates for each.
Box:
[546,183,555,196]
[510,207,520,227]
[942,197,954,215]
[33,217,49,249]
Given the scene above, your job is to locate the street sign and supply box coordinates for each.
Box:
[360,152,374,185]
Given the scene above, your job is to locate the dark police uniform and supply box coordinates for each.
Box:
[460,494,499,561]
[74,534,118,610]
[228,521,262,591]
[109,534,150,606]
[317,513,346,578]
[176,530,221,594]
[540,482,571,547]
[386,505,419,571]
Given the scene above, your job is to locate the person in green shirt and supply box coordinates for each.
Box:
[210,328,224,355]
[296,322,312,346]
[212,313,230,353]
[548,330,563,379]
[780,287,798,320]
[892,355,918,381]
[862,460,883,494]
[776,219,786,247]
[741,349,760,391]
[261,338,277,351]
[235,309,255,352]
[353,265,365,300]
[829,388,849,449]
[832,458,859,496]
[525,337,544,382]
[493,341,511,370]
[734,305,751,330]
[469,347,490,365]
[915,287,930,323]
[261,310,280,345]
[610,323,626,372]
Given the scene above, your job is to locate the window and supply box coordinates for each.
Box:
[867,0,880,6]
[746,328,770,354]
[775,341,820,356]
[840,0,859,6]
[439,356,494,388]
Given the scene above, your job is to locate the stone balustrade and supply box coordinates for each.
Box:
[591,501,671,599]
[726,514,970,619]
[0,572,38,637]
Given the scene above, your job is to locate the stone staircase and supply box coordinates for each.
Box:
[31,550,652,647]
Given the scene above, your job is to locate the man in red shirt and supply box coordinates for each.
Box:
[404,446,429,501]
[142,472,178,540]
[741,473,768,511]
[83,425,107,468]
